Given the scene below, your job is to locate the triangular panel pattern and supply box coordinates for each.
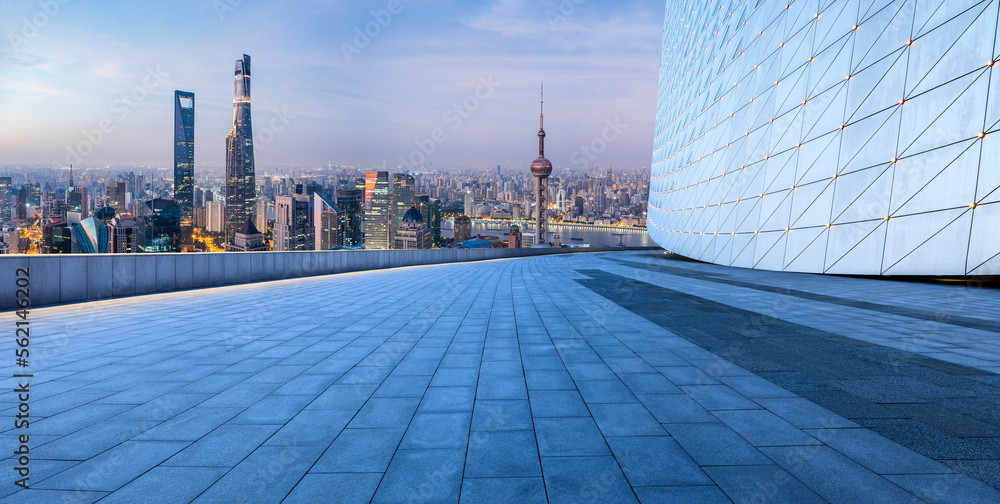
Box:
[650,0,998,275]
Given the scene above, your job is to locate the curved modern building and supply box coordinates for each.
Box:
[650,0,1000,275]
[225,54,256,249]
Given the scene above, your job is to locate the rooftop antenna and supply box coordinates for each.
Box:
[540,80,544,131]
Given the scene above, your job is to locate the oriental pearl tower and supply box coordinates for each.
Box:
[530,82,552,245]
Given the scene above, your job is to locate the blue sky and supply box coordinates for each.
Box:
[0,0,662,171]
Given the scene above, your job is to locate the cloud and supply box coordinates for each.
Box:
[0,51,47,68]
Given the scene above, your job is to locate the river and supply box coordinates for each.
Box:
[442,220,658,248]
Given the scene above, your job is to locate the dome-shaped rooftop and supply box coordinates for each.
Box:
[403,206,423,223]
[531,157,553,177]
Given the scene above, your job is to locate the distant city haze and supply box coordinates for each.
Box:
[0,0,660,170]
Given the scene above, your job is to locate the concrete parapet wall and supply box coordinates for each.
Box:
[0,247,651,310]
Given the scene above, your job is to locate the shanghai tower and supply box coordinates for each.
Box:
[225,54,256,248]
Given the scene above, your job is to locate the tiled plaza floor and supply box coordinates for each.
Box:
[3,251,1000,503]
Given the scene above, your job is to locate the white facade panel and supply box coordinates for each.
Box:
[650,0,998,275]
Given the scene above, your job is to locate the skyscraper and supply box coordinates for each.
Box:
[0,177,11,220]
[225,54,255,248]
[107,181,127,215]
[363,171,393,250]
[335,187,363,247]
[530,83,552,245]
[274,194,312,251]
[313,193,342,250]
[65,167,88,219]
[206,201,225,233]
[141,198,182,253]
[394,173,415,232]
[174,90,195,247]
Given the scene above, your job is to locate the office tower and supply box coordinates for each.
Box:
[15,187,27,220]
[530,84,552,245]
[66,167,88,219]
[141,198,182,253]
[174,90,195,247]
[416,194,441,247]
[509,224,522,249]
[313,193,342,250]
[231,219,267,251]
[274,194,312,251]
[394,206,431,250]
[110,214,143,253]
[335,188,363,247]
[225,54,256,248]
[453,215,472,243]
[194,187,204,207]
[0,177,11,220]
[26,183,40,210]
[363,171,393,250]
[50,224,72,254]
[108,181,127,214]
[394,173,415,226]
[206,201,225,233]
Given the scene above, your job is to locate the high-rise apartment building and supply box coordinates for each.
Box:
[464,191,474,217]
[254,199,268,238]
[363,171,393,250]
[225,55,255,248]
[174,91,195,246]
[206,201,225,233]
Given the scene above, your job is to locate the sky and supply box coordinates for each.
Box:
[0,0,663,172]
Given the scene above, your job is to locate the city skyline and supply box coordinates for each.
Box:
[0,0,660,170]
